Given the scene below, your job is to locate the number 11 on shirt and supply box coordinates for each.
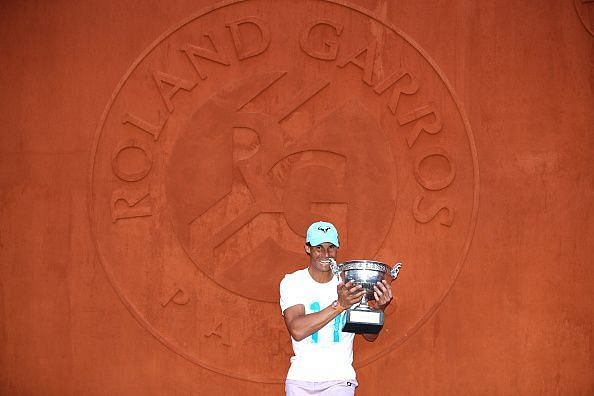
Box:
[309,302,344,343]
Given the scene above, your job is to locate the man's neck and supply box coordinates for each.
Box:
[307,266,333,283]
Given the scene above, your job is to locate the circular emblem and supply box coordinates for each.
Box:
[90,0,479,383]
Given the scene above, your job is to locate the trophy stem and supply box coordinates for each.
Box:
[357,294,372,311]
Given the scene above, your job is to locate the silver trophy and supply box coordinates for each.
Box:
[329,259,402,334]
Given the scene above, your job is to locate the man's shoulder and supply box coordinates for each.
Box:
[282,267,309,279]
[280,267,308,285]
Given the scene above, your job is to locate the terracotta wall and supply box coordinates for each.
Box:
[1,0,592,395]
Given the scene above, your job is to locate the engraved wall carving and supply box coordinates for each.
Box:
[3,0,594,394]
[575,0,594,36]
[90,0,479,383]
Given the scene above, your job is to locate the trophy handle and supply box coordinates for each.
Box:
[329,258,341,279]
[390,263,402,280]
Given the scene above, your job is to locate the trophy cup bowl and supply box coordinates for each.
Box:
[330,259,402,334]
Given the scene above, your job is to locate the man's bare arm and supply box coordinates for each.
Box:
[283,281,364,341]
[283,304,341,341]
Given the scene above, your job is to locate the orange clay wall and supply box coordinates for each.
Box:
[1,1,593,395]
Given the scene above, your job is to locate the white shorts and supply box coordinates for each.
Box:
[285,379,358,395]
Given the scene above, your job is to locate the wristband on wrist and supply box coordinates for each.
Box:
[331,299,345,313]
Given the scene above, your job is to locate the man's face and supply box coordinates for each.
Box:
[306,242,338,272]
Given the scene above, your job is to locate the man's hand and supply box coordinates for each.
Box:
[360,280,394,342]
[337,280,365,309]
[373,279,393,311]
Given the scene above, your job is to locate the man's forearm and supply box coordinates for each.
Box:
[286,305,341,341]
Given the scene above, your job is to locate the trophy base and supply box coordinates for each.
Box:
[342,309,384,334]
